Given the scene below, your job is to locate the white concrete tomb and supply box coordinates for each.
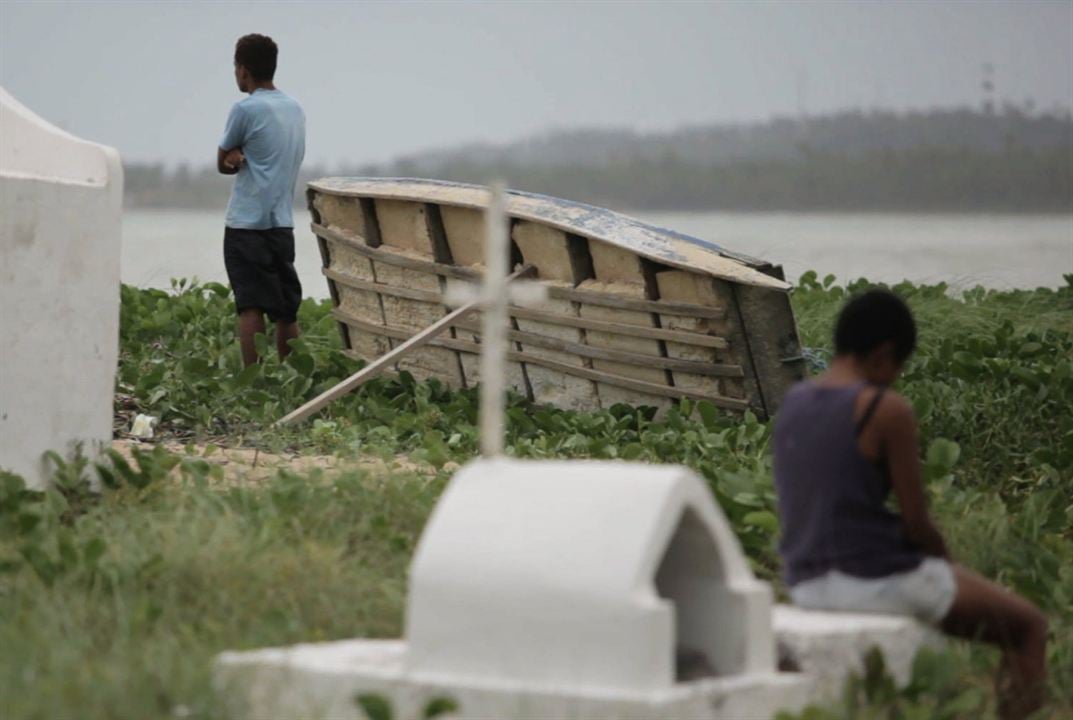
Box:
[0,87,122,490]
[215,458,815,719]
[774,605,944,701]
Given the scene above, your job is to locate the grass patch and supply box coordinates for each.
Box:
[0,461,440,720]
[2,274,1071,719]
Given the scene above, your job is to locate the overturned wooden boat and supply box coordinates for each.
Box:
[307,178,804,419]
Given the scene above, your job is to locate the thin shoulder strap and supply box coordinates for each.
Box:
[855,386,887,437]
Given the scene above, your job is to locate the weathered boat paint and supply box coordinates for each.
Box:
[307,177,804,418]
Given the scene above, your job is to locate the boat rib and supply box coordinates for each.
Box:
[308,177,804,418]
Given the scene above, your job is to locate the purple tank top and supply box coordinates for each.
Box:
[773,381,924,587]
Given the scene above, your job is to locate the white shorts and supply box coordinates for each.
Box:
[789,558,957,625]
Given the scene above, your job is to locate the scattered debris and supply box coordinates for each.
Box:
[130,414,159,439]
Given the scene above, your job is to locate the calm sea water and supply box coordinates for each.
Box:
[122,208,1073,298]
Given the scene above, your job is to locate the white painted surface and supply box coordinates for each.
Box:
[406,459,775,690]
[215,638,814,720]
[0,86,122,489]
[773,605,944,700]
[213,605,948,718]
[215,459,818,718]
[478,184,514,457]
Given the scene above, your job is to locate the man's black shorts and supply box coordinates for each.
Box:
[223,226,303,323]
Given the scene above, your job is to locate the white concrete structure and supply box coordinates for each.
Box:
[774,605,944,701]
[408,460,777,687]
[216,459,814,719]
[0,87,123,489]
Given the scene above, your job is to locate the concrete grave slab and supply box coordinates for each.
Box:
[773,605,944,701]
[216,639,813,720]
[216,459,815,719]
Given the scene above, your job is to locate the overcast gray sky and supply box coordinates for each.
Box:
[2,0,1071,167]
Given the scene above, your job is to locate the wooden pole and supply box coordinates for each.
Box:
[274,264,534,427]
[275,304,477,427]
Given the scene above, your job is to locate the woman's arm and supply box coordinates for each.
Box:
[881,394,950,558]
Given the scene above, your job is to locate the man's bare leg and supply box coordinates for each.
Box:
[276,320,300,360]
[941,564,1049,719]
[238,308,266,367]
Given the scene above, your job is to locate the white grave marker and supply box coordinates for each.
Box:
[0,88,122,489]
[442,182,546,457]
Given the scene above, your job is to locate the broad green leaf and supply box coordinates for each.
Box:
[354,693,392,720]
[423,697,459,718]
[1019,341,1042,356]
[288,352,315,376]
[254,332,269,357]
[233,363,260,388]
[678,398,693,418]
[926,439,960,470]
[743,510,779,532]
[696,400,719,428]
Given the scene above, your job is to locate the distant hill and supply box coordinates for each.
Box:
[389,106,1073,168]
[125,106,1073,212]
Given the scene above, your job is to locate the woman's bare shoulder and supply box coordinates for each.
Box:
[875,389,917,436]
[854,385,916,428]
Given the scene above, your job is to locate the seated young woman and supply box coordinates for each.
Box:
[773,289,1048,719]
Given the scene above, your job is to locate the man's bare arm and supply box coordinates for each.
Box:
[217,147,244,175]
[883,394,950,558]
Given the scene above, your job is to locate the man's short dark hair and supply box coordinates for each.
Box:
[834,288,917,362]
[235,34,277,81]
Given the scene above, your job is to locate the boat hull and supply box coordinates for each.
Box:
[308,178,804,418]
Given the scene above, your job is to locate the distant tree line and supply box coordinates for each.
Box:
[125,107,1073,212]
[416,146,1073,212]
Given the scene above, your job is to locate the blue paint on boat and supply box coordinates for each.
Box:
[344,177,769,268]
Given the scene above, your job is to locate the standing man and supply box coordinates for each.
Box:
[218,33,306,366]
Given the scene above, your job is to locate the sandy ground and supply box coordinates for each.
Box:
[110,438,446,487]
[112,391,451,486]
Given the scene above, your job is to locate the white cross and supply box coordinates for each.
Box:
[444,182,546,457]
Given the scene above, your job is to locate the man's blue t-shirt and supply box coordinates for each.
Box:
[219,89,305,229]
